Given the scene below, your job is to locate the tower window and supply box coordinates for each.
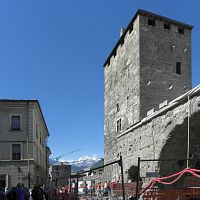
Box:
[176,62,181,74]
[127,96,130,107]
[178,27,184,34]
[121,39,124,47]
[164,23,170,30]
[116,103,120,112]
[117,119,122,132]
[129,25,133,33]
[148,19,156,26]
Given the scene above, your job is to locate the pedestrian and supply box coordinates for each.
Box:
[0,187,6,200]
[96,182,102,197]
[38,185,44,200]
[44,187,49,200]
[83,181,88,195]
[104,182,108,195]
[107,180,111,196]
[31,185,43,200]
[15,183,25,200]
[22,185,30,200]
[5,187,16,200]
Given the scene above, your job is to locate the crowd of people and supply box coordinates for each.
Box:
[0,180,122,200]
[0,183,49,200]
[79,180,112,197]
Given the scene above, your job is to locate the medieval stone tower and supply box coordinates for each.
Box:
[104,9,193,180]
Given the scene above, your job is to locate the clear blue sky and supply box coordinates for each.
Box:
[0,1,199,160]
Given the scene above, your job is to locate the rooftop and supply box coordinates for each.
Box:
[0,99,49,136]
[104,9,193,67]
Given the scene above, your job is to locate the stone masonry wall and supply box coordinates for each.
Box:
[104,15,141,178]
[117,90,200,182]
[104,10,193,182]
[139,14,192,118]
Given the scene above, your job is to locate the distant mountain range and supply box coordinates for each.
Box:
[49,155,104,172]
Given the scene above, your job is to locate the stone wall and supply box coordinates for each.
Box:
[104,10,193,182]
[104,15,141,179]
[139,14,192,118]
[117,88,200,181]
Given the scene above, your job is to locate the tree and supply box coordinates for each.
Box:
[128,165,139,182]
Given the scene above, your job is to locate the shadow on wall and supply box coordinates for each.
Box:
[158,111,200,188]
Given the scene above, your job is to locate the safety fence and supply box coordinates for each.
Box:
[135,157,200,200]
[142,188,200,200]
[68,156,129,200]
[48,157,200,199]
[47,182,136,199]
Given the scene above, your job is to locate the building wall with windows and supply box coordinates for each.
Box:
[104,9,193,181]
[0,100,50,188]
[49,162,71,188]
[139,13,192,118]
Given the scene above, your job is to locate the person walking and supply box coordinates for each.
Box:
[43,187,49,200]
[15,183,25,200]
[5,187,16,200]
[38,185,44,200]
[107,180,111,196]
[31,185,43,200]
[0,187,6,200]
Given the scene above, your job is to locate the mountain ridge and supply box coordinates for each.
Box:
[49,155,103,172]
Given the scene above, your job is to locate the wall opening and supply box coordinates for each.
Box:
[148,19,156,26]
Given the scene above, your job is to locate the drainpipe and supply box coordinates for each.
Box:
[27,101,30,188]
[151,120,156,159]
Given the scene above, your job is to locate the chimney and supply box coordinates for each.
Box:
[120,28,126,37]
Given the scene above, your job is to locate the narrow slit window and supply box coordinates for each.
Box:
[148,19,156,26]
[121,39,124,46]
[176,62,181,74]
[116,103,120,112]
[117,119,122,132]
[129,25,133,33]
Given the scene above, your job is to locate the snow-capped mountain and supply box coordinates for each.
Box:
[49,155,102,172]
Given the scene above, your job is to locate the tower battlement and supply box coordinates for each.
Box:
[104,9,193,68]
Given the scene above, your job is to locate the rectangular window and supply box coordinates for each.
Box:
[164,23,170,30]
[117,119,122,132]
[12,144,21,160]
[11,116,21,130]
[36,124,38,139]
[176,62,181,74]
[178,27,184,34]
[36,176,39,185]
[40,133,42,144]
[148,19,156,26]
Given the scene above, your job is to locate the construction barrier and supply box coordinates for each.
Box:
[143,188,200,200]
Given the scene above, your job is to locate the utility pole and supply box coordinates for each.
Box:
[119,156,125,200]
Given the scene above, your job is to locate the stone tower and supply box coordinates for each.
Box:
[104,9,192,180]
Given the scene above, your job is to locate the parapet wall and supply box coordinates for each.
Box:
[116,85,200,181]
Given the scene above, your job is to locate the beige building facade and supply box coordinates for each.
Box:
[0,100,51,188]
